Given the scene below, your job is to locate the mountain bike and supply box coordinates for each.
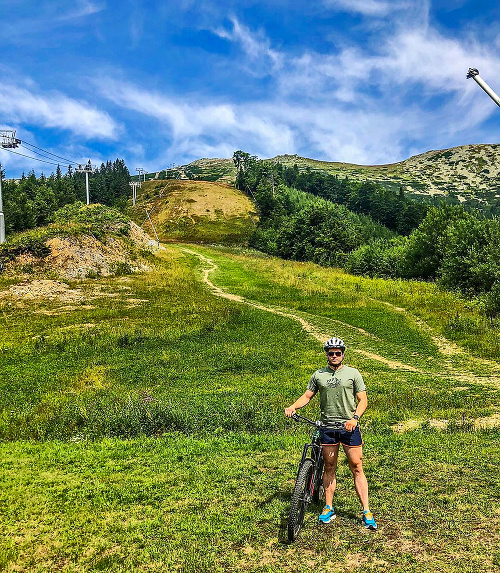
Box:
[287,414,347,542]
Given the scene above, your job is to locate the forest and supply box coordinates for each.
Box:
[234,151,500,316]
[0,159,130,235]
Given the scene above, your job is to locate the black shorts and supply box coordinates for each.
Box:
[321,425,363,447]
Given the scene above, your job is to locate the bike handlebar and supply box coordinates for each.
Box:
[290,413,348,431]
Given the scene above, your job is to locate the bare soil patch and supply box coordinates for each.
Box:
[3,222,156,280]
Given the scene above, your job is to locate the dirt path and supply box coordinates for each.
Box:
[183,247,500,428]
[183,248,421,373]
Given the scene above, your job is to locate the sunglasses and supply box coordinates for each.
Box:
[327,351,343,357]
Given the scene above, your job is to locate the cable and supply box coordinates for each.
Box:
[20,141,78,165]
[2,147,65,167]
[19,144,76,166]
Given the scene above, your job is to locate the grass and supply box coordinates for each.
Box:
[193,245,500,361]
[128,180,257,245]
[1,431,499,572]
[0,243,499,571]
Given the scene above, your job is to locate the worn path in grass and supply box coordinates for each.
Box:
[182,246,500,429]
[182,248,420,374]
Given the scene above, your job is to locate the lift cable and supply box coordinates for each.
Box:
[2,147,65,167]
[19,143,77,166]
[20,141,79,165]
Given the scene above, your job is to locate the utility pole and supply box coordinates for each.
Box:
[129,181,140,206]
[136,167,145,184]
[0,131,21,243]
[76,160,93,205]
[0,164,4,244]
[467,68,500,107]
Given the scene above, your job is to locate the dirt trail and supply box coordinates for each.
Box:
[183,248,500,428]
[183,249,421,373]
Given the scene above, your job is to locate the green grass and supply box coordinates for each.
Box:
[1,431,499,572]
[193,245,500,361]
[0,243,499,571]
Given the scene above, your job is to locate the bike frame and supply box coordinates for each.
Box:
[287,414,351,541]
[293,414,350,502]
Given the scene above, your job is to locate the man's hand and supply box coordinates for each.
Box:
[284,407,296,418]
[344,418,358,431]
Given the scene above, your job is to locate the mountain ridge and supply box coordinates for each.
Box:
[144,143,500,208]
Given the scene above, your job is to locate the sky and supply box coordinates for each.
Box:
[1,0,500,177]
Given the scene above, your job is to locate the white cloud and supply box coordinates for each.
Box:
[0,81,120,140]
[212,16,283,75]
[322,0,406,16]
[100,9,500,168]
[56,1,105,20]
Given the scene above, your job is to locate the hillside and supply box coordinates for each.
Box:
[1,243,499,571]
[128,179,258,244]
[145,143,500,207]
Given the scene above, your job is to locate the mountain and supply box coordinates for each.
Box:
[145,143,500,208]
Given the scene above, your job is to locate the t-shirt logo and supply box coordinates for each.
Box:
[326,376,341,388]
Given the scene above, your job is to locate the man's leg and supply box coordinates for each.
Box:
[322,444,340,508]
[344,445,369,511]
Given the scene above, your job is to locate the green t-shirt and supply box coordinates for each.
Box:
[307,365,366,424]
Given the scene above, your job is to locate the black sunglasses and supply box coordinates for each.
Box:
[327,351,343,357]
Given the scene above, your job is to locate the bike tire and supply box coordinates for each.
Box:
[312,457,324,503]
[287,458,314,542]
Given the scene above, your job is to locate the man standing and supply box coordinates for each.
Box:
[284,337,377,530]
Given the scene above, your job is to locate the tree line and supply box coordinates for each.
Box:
[1,159,130,235]
[234,151,500,315]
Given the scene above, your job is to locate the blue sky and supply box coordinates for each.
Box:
[1,0,500,177]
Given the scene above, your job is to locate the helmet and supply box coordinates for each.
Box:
[324,337,346,352]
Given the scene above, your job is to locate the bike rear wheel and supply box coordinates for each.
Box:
[287,458,314,542]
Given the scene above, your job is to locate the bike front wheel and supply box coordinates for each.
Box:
[312,456,324,503]
[287,458,314,542]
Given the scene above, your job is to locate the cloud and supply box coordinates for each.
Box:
[322,0,405,16]
[212,16,283,76]
[55,0,105,20]
[0,81,120,140]
[97,3,500,169]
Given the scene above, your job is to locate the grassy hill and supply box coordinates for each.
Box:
[128,179,258,244]
[1,242,499,571]
[144,143,500,207]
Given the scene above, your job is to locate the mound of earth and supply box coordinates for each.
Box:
[4,222,157,280]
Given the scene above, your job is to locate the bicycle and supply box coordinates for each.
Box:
[287,413,349,542]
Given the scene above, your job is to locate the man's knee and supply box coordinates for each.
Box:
[323,459,337,473]
[347,452,364,474]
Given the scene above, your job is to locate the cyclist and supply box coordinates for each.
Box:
[284,337,377,530]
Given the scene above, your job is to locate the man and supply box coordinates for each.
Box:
[284,337,377,530]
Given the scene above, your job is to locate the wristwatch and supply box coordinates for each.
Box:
[352,414,360,421]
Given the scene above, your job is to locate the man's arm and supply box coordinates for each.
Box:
[344,390,367,431]
[284,390,316,417]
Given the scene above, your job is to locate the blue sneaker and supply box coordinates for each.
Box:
[363,510,377,530]
[318,505,336,524]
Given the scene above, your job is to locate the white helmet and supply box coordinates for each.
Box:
[324,337,346,352]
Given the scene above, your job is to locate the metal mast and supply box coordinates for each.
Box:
[129,181,140,206]
[136,167,145,184]
[467,68,500,107]
[76,160,94,205]
[0,131,21,243]
[0,164,4,244]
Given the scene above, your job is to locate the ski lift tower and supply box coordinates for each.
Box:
[76,160,94,205]
[0,130,21,243]
[467,68,500,107]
